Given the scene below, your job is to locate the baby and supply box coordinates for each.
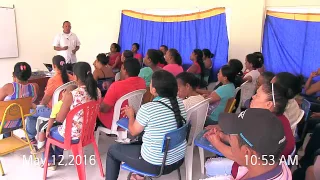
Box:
[31,85,77,154]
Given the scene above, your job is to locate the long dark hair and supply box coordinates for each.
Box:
[229,59,244,76]
[157,50,167,65]
[146,49,161,65]
[52,55,69,84]
[274,72,304,98]
[193,49,205,82]
[73,62,98,100]
[111,43,121,52]
[13,62,32,81]
[168,49,182,65]
[176,72,199,90]
[261,82,292,115]
[246,53,264,69]
[152,70,185,128]
[220,65,236,84]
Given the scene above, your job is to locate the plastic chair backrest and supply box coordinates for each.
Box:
[291,110,304,130]
[186,99,210,145]
[0,97,32,122]
[52,81,77,107]
[110,89,146,131]
[224,97,236,113]
[162,123,189,153]
[63,100,100,148]
[115,72,121,81]
[0,97,33,134]
[301,99,311,122]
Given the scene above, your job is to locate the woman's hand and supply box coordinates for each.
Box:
[310,72,318,79]
[202,93,211,99]
[206,130,222,147]
[121,106,135,119]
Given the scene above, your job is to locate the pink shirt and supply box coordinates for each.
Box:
[163,64,184,76]
[134,53,142,60]
[187,62,201,74]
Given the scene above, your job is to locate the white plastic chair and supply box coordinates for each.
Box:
[95,89,146,145]
[115,72,121,81]
[184,99,210,180]
[291,110,304,134]
[35,81,77,136]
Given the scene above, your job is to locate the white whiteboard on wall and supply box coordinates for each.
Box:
[0,7,18,58]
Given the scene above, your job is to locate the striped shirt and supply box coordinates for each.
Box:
[136,97,187,165]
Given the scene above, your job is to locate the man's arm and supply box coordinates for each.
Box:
[54,46,68,51]
[72,46,80,54]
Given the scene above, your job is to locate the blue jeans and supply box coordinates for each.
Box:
[42,126,79,163]
[26,105,52,139]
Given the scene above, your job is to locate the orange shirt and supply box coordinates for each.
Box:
[98,77,146,128]
[44,72,74,108]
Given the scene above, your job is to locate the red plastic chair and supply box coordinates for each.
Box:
[43,100,104,180]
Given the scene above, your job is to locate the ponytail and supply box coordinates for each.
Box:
[169,49,182,65]
[61,63,69,84]
[193,49,206,86]
[168,97,185,128]
[85,72,98,100]
[52,55,70,84]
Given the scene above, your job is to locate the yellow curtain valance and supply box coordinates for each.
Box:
[122,7,225,22]
[267,10,320,22]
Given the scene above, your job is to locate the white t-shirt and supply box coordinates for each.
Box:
[53,32,81,64]
[240,70,260,106]
[183,94,205,110]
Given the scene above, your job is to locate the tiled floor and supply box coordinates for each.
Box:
[1,132,205,180]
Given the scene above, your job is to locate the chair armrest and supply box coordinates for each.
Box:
[24,108,36,117]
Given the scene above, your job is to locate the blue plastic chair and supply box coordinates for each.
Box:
[297,99,311,143]
[194,129,224,156]
[121,123,190,180]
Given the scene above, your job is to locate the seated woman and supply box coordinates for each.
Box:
[106,70,187,180]
[108,43,121,72]
[238,52,263,111]
[176,72,205,110]
[0,62,39,138]
[187,49,206,88]
[25,55,73,143]
[139,49,162,87]
[163,48,184,76]
[271,72,303,133]
[197,65,236,125]
[41,62,101,169]
[202,49,214,83]
[204,82,295,178]
[93,53,115,97]
[132,43,143,65]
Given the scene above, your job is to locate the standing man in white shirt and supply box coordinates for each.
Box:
[53,21,80,71]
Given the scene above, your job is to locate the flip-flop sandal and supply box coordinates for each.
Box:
[40,162,57,171]
[30,146,45,155]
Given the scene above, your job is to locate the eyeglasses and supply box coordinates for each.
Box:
[271,83,276,107]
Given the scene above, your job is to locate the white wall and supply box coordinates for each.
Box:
[0,0,318,86]
[0,0,66,86]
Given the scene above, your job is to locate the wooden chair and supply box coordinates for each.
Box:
[224,97,236,113]
[0,97,36,176]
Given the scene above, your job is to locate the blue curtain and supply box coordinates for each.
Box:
[262,15,320,79]
[118,12,229,80]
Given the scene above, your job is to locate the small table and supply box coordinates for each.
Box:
[29,75,49,104]
[194,129,223,156]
